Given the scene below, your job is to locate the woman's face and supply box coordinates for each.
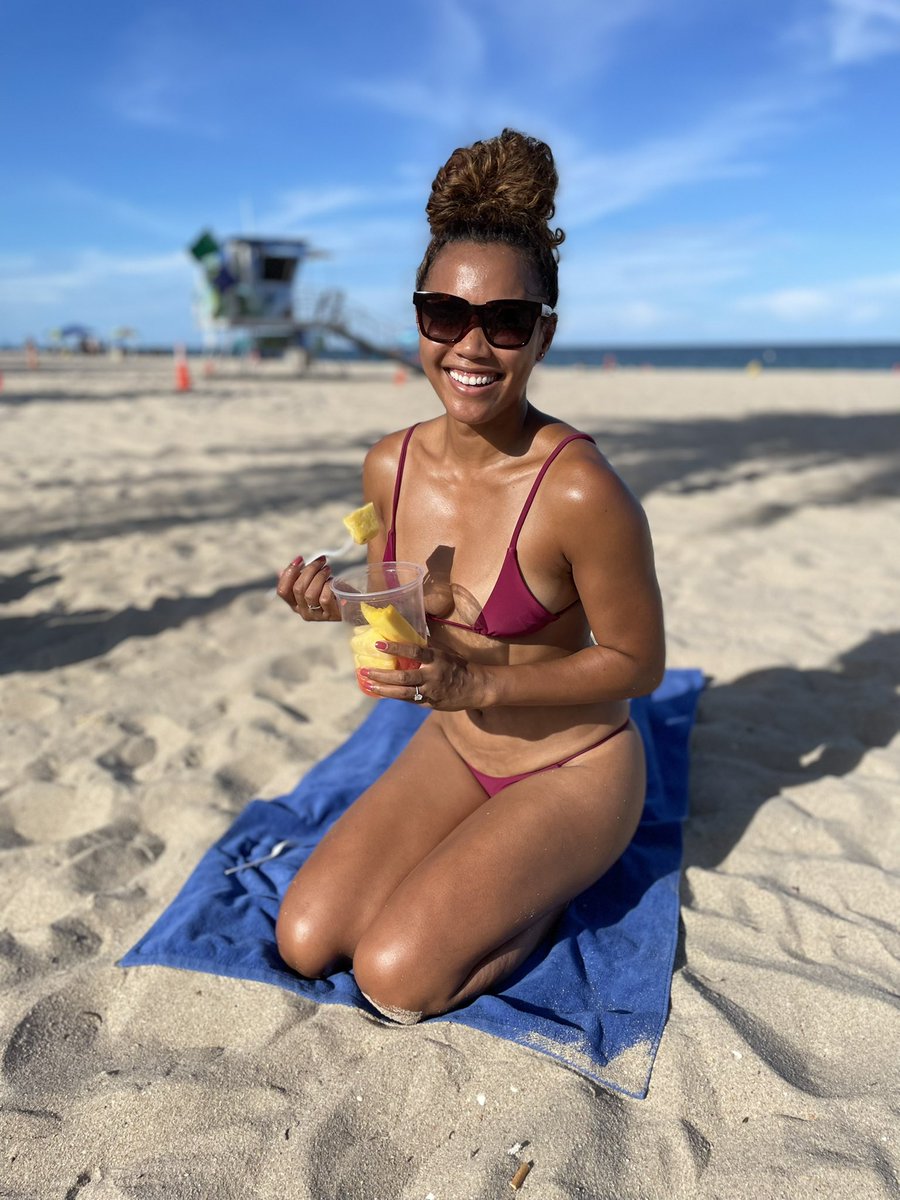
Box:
[418,241,556,427]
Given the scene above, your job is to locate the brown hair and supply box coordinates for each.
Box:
[416,129,565,307]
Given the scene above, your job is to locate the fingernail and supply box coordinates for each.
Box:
[290,555,304,567]
[374,641,387,651]
[359,668,371,678]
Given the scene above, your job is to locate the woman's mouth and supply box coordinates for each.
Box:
[446,368,503,390]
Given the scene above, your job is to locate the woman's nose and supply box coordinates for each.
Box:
[452,314,493,357]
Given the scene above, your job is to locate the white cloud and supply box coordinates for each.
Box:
[0,250,190,309]
[558,91,814,226]
[564,221,764,296]
[344,0,487,128]
[486,0,663,83]
[827,0,900,64]
[736,269,900,324]
[553,222,764,341]
[48,179,184,240]
[103,11,224,137]
[257,183,422,236]
[787,0,900,67]
[737,286,833,321]
[343,0,660,133]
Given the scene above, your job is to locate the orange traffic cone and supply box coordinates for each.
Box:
[175,357,192,392]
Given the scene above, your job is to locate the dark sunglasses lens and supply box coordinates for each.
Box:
[484,301,540,347]
[419,297,468,342]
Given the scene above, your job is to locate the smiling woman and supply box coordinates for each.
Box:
[274,129,666,1024]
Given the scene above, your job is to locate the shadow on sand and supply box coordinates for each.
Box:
[672,628,900,967]
[686,629,900,868]
[0,576,276,675]
[589,409,900,525]
[0,455,367,555]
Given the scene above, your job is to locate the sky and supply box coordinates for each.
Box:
[1,0,899,348]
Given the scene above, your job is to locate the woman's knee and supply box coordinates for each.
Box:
[275,901,348,979]
[352,928,437,1024]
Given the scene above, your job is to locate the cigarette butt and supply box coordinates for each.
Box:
[509,1161,532,1190]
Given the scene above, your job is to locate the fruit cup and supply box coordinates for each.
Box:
[330,562,428,694]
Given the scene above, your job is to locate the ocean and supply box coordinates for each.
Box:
[78,341,900,371]
[542,343,900,371]
[316,340,900,371]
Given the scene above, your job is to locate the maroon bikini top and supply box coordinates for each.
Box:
[383,425,595,639]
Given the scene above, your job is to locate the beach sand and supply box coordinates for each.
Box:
[1,353,897,1198]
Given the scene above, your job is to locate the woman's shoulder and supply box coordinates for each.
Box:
[366,425,411,465]
[535,418,615,481]
[365,417,445,469]
[363,422,436,506]
[536,420,641,522]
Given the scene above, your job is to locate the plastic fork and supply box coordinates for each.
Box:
[224,839,298,875]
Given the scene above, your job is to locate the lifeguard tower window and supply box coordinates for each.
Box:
[262,256,297,283]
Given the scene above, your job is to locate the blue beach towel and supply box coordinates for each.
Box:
[120,668,704,1099]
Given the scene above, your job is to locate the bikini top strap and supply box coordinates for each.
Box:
[388,423,419,534]
[509,433,596,548]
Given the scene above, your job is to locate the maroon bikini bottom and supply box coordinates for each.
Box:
[465,718,632,799]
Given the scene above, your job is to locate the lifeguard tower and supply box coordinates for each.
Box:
[188,229,419,369]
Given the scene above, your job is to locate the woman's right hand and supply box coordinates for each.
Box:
[276,555,340,622]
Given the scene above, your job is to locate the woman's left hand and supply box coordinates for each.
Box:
[358,640,482,711]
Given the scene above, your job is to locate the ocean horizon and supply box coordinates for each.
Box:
[5,340,899,371]
[544,342,900,371]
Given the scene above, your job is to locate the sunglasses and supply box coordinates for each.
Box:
[413,291,555,350]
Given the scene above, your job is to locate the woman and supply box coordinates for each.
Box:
[274,129,665,1025]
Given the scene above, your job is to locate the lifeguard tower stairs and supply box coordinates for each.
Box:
[188,230,420,370]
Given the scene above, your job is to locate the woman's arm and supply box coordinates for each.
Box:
[360,432,400,565]
[478,459,665,707]
[275,432,402,618]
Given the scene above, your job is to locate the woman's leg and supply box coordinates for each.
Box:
[275,714,489,978]
[352,722,646,1021]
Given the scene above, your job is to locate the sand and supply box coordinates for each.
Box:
[0,352,897,1199]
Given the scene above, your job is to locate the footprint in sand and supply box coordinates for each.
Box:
[305,1107,417,1200]
[96,729,158,785]
[0,815,29,850]
[48,917,102,966]
[65,818,164,895]
[0,929,44,988]
[269,643,337,684]
[3,992,104,1093]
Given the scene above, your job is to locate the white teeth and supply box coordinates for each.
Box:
[449,370,499,386]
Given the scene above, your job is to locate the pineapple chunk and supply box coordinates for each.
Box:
[342,502,380,545]
[350,625,383,653]
[360,601,426,647]
[351,623,396,669]
[354,652,397,669]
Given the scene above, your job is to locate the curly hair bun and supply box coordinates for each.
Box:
[426,129,565,253]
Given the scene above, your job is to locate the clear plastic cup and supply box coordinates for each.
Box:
[330,562,428,694]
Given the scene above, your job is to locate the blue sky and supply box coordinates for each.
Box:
[2,0,899,347]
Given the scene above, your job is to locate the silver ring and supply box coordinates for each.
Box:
[413,687,424,702]
[308,604,323,611]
